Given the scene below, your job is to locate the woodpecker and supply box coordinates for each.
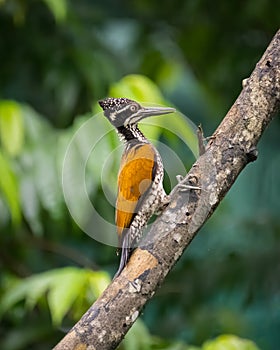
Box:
[99,97,175,277]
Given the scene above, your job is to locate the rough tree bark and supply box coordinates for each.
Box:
[54,30,280,350]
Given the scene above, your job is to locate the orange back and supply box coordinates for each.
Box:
[116,143,156,241]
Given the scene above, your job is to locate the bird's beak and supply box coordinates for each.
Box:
[139,106,176,118]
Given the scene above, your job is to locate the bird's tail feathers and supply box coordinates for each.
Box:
[114,234,132,278]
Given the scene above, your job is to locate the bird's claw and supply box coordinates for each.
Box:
[175,175,201,191]
[168,175,201,197]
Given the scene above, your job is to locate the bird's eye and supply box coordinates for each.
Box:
[130,104,137,112]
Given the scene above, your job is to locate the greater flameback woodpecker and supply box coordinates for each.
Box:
[99,97,175,277]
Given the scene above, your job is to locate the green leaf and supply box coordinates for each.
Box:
[87,270,111,298]
[42,0,67,22]
[19,105,64,226]
[202,334,260,350]
[144,112,199,159]
[0,267,110,326]
[20,174,43,235]
[0,273,53,316]
[123,319,151,350]
[47,267,88,326]
[109,74,165,105]
[0,150,21,224]
[0,100,24,156]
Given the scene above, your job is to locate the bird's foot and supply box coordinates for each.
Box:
[197,125,216,155]
[197,124,206,156]
[170,175,201,197]
[156,176,201,214]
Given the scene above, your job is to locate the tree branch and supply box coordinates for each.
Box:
[54,29,280,350]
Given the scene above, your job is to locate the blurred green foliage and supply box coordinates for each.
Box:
[0,0,279,349]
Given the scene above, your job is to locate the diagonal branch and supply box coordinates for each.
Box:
[54,29,280,350]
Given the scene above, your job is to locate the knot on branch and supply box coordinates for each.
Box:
[246,147,258,163]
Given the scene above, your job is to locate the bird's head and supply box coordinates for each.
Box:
[99,97,175,128]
